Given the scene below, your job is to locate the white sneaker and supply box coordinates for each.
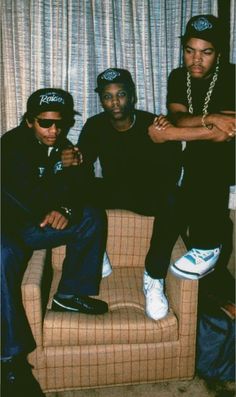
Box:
[143,271,168,320]
[170,247,221,280]
[102,252,112,278]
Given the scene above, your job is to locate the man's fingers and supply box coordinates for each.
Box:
[62,146,83,166]
[40,211,69,229]
[40,215,49,228]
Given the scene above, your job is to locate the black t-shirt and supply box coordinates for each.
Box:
[78,109,182,192]
[167,63,235,186]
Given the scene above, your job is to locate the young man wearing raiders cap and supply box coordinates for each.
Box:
[1,88,109,397]
[69,68,182,323]
[148,15,235,296]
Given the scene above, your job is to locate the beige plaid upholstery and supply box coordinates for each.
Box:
[22,209,199,392]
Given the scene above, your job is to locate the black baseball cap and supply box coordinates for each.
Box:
[26,88,76,117]
[95,68,135,93]
[181,15,223,50]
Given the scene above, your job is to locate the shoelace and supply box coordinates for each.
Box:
[144,277,163,294]
[147,281,167,306]
[189,248,217,264]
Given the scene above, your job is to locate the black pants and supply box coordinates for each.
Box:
[180,180,234,303]
[83,179,181,279]
[180,181,231,249]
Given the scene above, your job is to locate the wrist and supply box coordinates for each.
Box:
[163,126,175,141]
[59,206,72,219]
[201,114,213,130]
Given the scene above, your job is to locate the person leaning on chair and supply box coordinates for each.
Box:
[61,68,182,322]
[1,88,109,397]
[148,15,235,285]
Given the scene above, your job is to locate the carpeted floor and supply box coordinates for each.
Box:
[46,376,235,397]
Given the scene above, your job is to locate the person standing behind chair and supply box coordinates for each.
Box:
[148,15,235,282]
[65,68,182,321]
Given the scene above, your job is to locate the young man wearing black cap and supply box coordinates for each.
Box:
[1,88,108,397]
[66,68,182,322]
[148,15,235,284]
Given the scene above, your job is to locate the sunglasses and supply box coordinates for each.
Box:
[35,118,64,129]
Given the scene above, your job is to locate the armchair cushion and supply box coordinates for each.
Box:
[44,267,178,347]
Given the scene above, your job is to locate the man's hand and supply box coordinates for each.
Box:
[152,115,172,130]
[40,210,69,229]
[210,125,236,142]
[207,112,236,138]
[148,115,173,143]
[61,145,83,167]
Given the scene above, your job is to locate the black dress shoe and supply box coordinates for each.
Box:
[51,294,108,314]
[1,355,45,397]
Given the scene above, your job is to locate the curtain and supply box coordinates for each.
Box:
[1,0,227,145]
[230,0,236,63]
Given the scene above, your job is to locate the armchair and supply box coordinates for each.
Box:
[22,209,198,393]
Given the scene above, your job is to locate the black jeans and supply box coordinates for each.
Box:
[1,207,107,358]
[179,181,231,249]
[84,179,181,279]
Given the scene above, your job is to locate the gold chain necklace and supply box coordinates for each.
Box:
[127,113,136,129]
[186,56,220,115]
[113,114,136,132]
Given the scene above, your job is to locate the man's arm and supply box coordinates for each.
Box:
[168,103,203,127]
[77,118,101,176]
[169,103,236,138]
[166,66,235,142]
[148,115,235,144]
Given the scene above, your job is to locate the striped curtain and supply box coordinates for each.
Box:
[230,0,236,63]
[1,0,227,145]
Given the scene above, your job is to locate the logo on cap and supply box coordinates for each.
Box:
[192,17,213,32]
[101,69,121,81]
[39,92,65,106]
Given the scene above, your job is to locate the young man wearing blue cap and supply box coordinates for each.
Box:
[65,68,182,322]
[148,15,235,284]
[1,88,109,397]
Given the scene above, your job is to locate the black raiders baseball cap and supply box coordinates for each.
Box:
[26,88,76,117]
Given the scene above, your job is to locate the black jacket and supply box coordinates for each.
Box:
[1,124,87,230]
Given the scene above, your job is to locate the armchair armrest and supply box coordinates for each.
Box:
[166,272,198,378]
[21,249,48,348]
[166,271,198,337]
[166,234,198,339]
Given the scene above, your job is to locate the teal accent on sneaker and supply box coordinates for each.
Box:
[170,247,221,280]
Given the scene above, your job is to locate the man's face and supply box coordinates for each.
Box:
[100,83,134,120]
[27,111,63,146]
[183,38,219,79]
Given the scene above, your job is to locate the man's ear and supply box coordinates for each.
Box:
[130,93,137,105]
[26,118,33,128]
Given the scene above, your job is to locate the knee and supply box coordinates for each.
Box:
[1,236,30,276]
[82,207,107,232]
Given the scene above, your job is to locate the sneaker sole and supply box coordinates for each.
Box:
[146,308,169,321]
[170,264,215,280]
[52,299,81,312]
[52,298,108,315]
